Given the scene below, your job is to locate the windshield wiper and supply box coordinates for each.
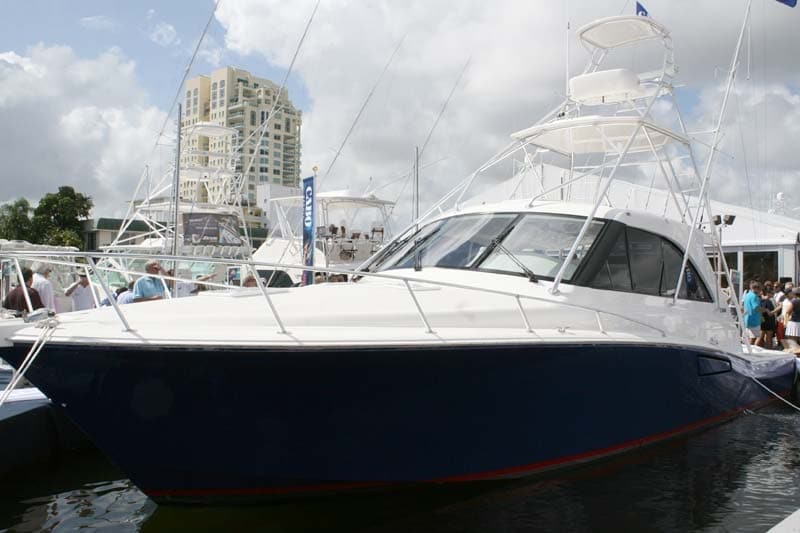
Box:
[491,238,538,283]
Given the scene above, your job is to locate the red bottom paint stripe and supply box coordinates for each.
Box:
[145,391,789,499]
[431,392,787,483]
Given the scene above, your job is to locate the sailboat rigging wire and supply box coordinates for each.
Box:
[388,57,471,217]
[369,157,449,194]
[732,85,760,241]
[420,58,470,163]
[317,35,406,190]
[113,0,222,245]
[237,0,320,257]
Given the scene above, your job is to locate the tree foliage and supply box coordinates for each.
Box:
[32,186,93,235]
[0,198,33,241]
[41,228,84,248]
[0,186,92,248]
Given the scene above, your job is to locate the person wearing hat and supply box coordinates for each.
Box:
[65,271,97,312]
[133,260,166,303]
[31,261,55,311]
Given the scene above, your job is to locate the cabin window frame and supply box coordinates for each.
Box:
[576,220,712,303]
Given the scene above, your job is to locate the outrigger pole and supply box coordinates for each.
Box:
[672,0,753,348]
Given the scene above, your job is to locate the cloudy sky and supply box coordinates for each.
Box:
[1,0,799,225]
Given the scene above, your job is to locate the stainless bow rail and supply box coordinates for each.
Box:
[0,250,669,339]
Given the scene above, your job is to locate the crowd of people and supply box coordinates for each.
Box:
[1,259,216,316]
[737,279,800,349]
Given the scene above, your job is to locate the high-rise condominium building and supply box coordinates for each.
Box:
[180,67,302,207]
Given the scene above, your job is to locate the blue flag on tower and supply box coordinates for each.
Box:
[300,175,315,286]
[775,0,796,7]
[636,2,649,16]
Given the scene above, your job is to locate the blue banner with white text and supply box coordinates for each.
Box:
[301,175,315,286]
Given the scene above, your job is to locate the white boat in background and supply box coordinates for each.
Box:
[100,120,254,288]
[0,239,79,314]
[0,6,797,506]
[253,188,394,284]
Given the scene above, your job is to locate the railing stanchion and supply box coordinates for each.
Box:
[595,311,606,335]
[248,260,289,334]
[87,257,134,332]
[515,295,533,333]
[403,279,434,334]
[12,258,33,313]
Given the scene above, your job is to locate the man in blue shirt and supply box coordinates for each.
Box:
[133,260,166,303]
[743,281,763,344]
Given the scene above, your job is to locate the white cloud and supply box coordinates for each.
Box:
[78,15,117,31]
[148,21,180,47]
[196,35,223,67]
[214,0,800,223]
[0,44,168,215]
[690,82,800,211]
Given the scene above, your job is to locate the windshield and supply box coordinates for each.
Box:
[366,212,604,281]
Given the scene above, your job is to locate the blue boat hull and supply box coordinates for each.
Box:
[0,342,791,503]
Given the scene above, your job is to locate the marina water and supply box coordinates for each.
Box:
[1,400,800,532]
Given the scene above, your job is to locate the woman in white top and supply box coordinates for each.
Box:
[783,290,800,340]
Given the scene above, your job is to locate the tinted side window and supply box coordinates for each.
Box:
[627,228,662,295]
[685,265,710,301]
[584,224,712,302]
[660,240,685,298]
[589,230,632,291]
[661,240,711,301]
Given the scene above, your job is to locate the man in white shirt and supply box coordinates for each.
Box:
[64,273,97,311]
[31,262,56,311]
[167,268,215,298]
[776,282,793,306]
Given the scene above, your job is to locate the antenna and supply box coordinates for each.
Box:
[566,1,570,98]
[389,57,471,214]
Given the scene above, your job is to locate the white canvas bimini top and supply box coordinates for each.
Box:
[180,166,237,180]
[182,122,238,138]
[511,115,688,156]
[269,189,395,210]
[577,16,670,50]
